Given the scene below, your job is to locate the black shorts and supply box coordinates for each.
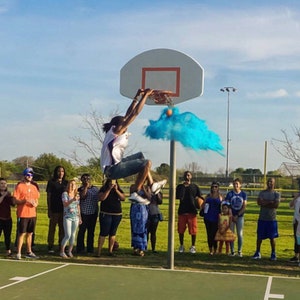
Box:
[19,217,36,234]
[99,213,122,237]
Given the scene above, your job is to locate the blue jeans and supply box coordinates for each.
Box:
[61,217,79,248]
[104,152,149,179]
[230,216,244,253]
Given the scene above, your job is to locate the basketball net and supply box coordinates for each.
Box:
[149,90,174,106]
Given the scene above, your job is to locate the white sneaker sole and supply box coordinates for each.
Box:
[151,180,167,194]
[129,192,150,205]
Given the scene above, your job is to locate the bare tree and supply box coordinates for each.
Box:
[183,162,202,173]
[272,127,300,164]
[65,105,120,166]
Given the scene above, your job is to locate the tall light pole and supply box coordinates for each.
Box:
[220,87,237,182]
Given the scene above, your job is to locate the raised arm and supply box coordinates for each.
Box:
[114,89,153,135]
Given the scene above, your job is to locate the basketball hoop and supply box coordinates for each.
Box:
[149,90,173,105]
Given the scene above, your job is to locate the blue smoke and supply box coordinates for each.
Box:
[144,107,224,155]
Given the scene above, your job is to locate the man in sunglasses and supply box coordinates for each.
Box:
[13,168,40,260]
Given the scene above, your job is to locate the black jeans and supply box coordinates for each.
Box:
[0,219,12,250]
[76,213,98,253]
[204,219,218,251]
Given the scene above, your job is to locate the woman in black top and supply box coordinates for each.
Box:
[97,179,125,256]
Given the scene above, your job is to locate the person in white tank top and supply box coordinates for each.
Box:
[100,89,167,204]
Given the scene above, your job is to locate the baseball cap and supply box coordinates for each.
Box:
[23,167,34,176]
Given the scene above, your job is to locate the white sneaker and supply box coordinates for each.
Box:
[179,245,185,253]
[129,192,150,205]
[16,253,21,260]
[151,180,167,194]
[190,246,196,254]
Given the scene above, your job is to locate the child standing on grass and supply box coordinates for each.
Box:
[215,202,236,255]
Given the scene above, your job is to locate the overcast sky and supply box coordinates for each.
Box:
[1,0,300,173]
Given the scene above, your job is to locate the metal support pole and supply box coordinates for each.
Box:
[225,91,230,181]
[167,139,176,269]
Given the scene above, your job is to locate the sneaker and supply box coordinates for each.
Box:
[151,180,167,194]
[270,252,277,261]
[16,253,21,260]
[289,256,299,263]
[237,252,243,257]
[129,192,150,205]
[228,252,235,257]
[190,246,196,254]
[252,251,261,259]
[68,252,74,258]
[178,245,185,253]
[25,252,38,259]
[60,252,68,258]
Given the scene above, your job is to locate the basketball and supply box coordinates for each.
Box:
[166,109,173,117]
[195,197,204,209]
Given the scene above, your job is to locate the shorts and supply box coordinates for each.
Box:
[177,214,197,235]
[18,217,36,234]
[105,152,149,179]
[257,220,279,240]
[99,213,122,237]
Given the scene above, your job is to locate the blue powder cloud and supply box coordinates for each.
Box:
[144,107,224,155]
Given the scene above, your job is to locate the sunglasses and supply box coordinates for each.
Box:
[25,173,33,177]
[212,185,219,188]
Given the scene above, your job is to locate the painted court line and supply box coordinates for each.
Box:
[0,263,69,290]
[264,276,284,300]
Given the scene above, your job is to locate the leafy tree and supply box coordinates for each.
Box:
[0,160,19,179]
[12,156,35,174]
[76,157,102,183]
[33,153,77,181]
[156,163,170,177]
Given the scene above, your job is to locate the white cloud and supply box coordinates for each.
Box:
[247,88,289,99]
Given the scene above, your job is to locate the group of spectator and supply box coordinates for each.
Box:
[175,172,247,257]
[1,87,299,263]
[175,172,297,263]
[47,166,165,258]
[1,169,300,265]
[0,165,165,259]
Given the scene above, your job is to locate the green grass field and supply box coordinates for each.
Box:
[1,187,299,278]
